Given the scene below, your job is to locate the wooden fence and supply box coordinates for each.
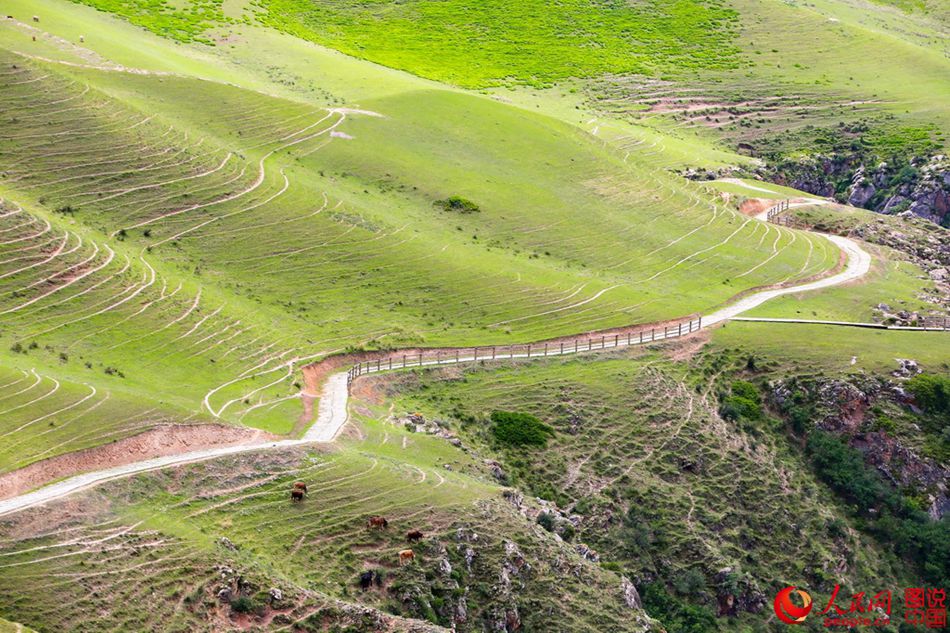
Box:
[347,317,702,383]
[765,199,790,223]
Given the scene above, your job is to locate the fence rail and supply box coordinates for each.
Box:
[765,199,790,222]
[347,317,702,383]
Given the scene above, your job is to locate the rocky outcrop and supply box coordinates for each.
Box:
[714,153,950,226]
[770,376,949,519]
[847,167,877,207]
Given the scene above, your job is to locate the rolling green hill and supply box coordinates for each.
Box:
[0,0,947,631]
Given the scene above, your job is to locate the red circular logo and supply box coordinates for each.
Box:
[774,586,813,625]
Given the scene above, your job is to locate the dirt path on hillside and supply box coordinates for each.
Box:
[0,424,272,500]
[0,173,880,517]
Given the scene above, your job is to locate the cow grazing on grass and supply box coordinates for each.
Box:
[32,15,39,22]
[398,549,415,566]
[406,530,424,543]
[293,481,308,493]
[358,570,382,590]
[290,489,304,503]
[358,571,373,589]
[368,515,389,529]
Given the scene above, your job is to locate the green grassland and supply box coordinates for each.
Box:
[714,323,950,375]
[379,349,915,629]
[252,0,743,89]
[0,0,946,630]
[0,424,657,632]
[743,243,936,323]
[0,5,842,472]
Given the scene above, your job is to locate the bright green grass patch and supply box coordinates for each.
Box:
[713,322,950,375]
[743,244,936,323]
[69,0,232,44]
[252,0,743,88]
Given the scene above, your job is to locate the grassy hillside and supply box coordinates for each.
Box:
[375,347,922,630]
[0,423,658,632]
[0,7,840,465]
[0,0,946,631]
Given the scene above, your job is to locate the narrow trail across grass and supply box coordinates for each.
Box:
[0,212,878,518]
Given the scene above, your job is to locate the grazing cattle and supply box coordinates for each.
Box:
[358,570,383,589]
[79,35,84,43]
[293,481,308,493]
[32,15,39,22]
[358,571,374,590]
[398,549,415,566]
[406,530,424,543]
[290,489,304,503]
[368,515,389,529]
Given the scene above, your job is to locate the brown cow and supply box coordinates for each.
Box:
[290,489,304,503]
[368,516,389,529]
[398,549,415,566]
[406,530,424,543]
[293,481,308,493]
[32,15,39,22]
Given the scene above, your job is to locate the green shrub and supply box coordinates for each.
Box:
[641,582,717,633]
[490,410,554,447]
[907,374,950,416]
[720,381,762,421]
[536,512,556,533]
[230,596,257,614]
[435,196,480,214]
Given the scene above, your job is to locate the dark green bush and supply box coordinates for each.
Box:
[435,196,480,214]
[490,410,554,447]
[720,380,762,421]
[230,596,257,614]
[536,512,556,532]
[641,582,717,633]
[907,374,950,416]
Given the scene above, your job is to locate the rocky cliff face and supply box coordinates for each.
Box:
[763,154,950,226]
[770,375,950,520]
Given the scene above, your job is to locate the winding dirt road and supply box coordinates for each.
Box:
[0,213,874,518]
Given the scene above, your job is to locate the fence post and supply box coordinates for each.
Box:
[651,328,655,341]
[601,335,605,349]
[389,357,393,370]
[678,322,682,336]
[492,346,496,360]
[418,354,422,367]
[474,348,477,362]
[639,330,643,344]
[456,350,459,363]
[664,326,668,339]
[377,359,381,372]
[588,339,592,351]
[544,342,548,356]
[698,316,702,329]
[615,334,619,347]
[527,344,531,358]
